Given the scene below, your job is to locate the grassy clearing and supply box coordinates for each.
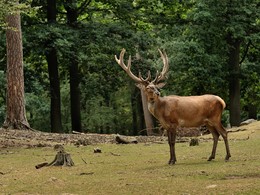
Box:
[1,122,260,195]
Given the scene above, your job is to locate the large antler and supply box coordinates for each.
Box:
[152,49,169,84]
[115,48,151,83]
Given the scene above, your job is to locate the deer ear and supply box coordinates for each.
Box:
[156,82,166,89]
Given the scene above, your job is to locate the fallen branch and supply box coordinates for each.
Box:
[110,152,121,156]
[79,172,94,176]
[81,157,88,164]
[35,162,49,169]
[228,128,247,133]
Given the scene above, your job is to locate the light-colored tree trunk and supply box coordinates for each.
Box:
[140,89,154,135]
[3,11,30,129]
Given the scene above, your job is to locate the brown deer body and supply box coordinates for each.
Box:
[115,49,231,164]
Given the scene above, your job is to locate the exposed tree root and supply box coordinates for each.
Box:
[3,120,31,130]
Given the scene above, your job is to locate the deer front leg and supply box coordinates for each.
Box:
[167,130,176,165]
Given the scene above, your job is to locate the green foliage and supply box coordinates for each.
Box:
[0,31,6,68]
[0,0,35,27]
[81,73,133,134]
[244,71,260,103]
[25,92,50,131]
[1,0,259,132]
[241,33,260,110]
[157,0,259,112]
[109,86,134,134]
[161,40,228,96]
[22,59,50,131]
[24,63,50,131]
[0,70,6,124]
[82,95,116,133]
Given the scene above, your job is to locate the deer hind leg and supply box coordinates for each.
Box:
[215,124,231,161]
[206,125,220,161]
[167,129,177,165]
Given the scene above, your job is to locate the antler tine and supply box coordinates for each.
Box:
[139,70,151,83]
[151,70,159,83]
[156,49,169,82]
[114,49,142,83]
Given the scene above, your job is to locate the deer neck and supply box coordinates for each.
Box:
[147,95,161,117]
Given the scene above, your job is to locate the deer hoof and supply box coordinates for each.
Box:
[207,156,215,161]
[225,155,231,161]
[168,160,176,165]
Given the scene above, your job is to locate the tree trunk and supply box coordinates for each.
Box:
[136,90,145,134]
[131,86,138,135]
[227,34,241,126]
[248,104,257,119]
[46,48,63,133]
[64,0,82,132]
[46,0,63,133]
[3,11,30,129]
[140,89,154,135]
[69,59,82,131]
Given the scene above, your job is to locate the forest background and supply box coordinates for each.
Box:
[0,0,259,135]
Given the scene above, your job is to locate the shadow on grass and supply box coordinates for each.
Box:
[137,157,234,175]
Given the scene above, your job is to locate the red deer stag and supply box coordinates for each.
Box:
[115,48,231,165]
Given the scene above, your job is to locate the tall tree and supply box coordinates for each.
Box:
[227,35,241,126]
[63,0,88,131]
[3,5,30,129]
[46,0,63,132]
[158,0,260,126]
[224,0,259,125]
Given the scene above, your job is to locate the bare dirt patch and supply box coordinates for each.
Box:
[0,128,168,148]
[1,120,259,148]
[224,173,260,180]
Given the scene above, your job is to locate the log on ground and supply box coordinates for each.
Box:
[115,135,138,144]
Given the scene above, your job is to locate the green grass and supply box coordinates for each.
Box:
[1,127,260,195]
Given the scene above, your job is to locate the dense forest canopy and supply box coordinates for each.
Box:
[0,0,259,134]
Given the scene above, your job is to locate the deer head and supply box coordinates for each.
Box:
[114,48,169,100]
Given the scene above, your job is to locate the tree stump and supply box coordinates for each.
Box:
[189,138,199,146]
[35,145,74,169]
[48,150,75,166]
